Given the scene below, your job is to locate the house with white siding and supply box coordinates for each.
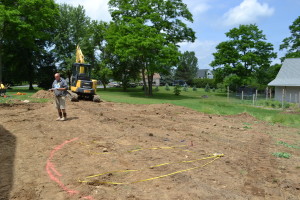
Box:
[268,58,300,103]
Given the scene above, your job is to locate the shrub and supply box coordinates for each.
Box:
[272,152,291,159]
[165,83,170,91]
[174,85,181,96]
[183,85,188,92]
[205,84,210,92]
[154,86,159,92]
[193,86,197,91]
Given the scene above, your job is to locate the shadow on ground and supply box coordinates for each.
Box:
[0,125,16,200]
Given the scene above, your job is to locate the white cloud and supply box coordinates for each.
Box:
[223,0,274,26]
[183,0,210,16]
[179,40,219,69]
[55,0,111,21]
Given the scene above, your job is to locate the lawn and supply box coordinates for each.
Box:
[98,86,300,128]
[0,87,49,103]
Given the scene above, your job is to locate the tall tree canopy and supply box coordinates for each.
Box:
[280,16,300,59]
[106,0,196,95]
[175,51,198,84]
[1,0,58,89]
[211,24,277,89]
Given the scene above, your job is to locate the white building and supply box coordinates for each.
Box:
[197,69,214,79]
[268,58,300,103]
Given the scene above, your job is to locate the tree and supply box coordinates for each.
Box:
[53,4,91,85]
[1,0,58,89]
[280,16,300,59]
[107,0,196,96]
[210,24,277,90]
[175,51,198,85]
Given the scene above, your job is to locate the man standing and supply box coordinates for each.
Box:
[50,73,68,121]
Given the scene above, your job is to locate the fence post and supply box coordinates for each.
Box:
[242,91,244,101]
[227,86,229,102]
[256,90,258,101]
[270,88,272,99]
[282,88,285,109]
[266,87,268,100]
[253,94,255,106]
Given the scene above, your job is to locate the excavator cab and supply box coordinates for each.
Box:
[68,45,100,102]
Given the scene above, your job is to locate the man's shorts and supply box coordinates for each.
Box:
[55,96,66,109]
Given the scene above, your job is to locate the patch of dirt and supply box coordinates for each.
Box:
[0,101,300,200]
[31,90,54,99]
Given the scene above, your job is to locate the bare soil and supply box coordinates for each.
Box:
[0,100,299,200]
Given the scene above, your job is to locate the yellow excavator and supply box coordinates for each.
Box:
[68,46,100,102]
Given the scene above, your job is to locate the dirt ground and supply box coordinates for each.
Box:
[0,98,299,200]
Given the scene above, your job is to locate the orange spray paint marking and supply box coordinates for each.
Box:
[46,138,95,200]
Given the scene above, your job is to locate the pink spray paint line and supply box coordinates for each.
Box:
[46,137,95,200]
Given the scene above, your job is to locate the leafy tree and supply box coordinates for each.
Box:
[175,51,198,85]
[53,4,91,85]
[280,16,300,59]
[107,0,196,96]
[210,24,277,89]
[1,0,58,89]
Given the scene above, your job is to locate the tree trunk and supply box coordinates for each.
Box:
[103,83,106,90]
[147,73,154,96]
[29,81,34,90]
[141,67,148,95]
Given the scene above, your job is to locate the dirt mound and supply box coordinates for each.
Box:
[31,90,54,99]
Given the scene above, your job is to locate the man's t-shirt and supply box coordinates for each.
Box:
[52,78,68,97]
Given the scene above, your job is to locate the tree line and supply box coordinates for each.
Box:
[0,0,299,94]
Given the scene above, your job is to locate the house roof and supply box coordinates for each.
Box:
[197,69,212,77]
[268,58,300,86]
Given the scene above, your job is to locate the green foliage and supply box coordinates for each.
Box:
[193,86,197,91]
[272,152,291,159]
[193,78,216,88]
[106,0,195,96]
[1,0,59,89]
[165,83,170,91]
[154,86,159,92]
[174,85,181,96]
[183,84,188,92]
[277,141,300,149]
[175,51,198,85]
[211,24,277,88]
[204,84,210,92]
[280,16,300,59]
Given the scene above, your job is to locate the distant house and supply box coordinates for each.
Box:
[143,73,161,86]
[268,58,300,103]
[197,69,214,79]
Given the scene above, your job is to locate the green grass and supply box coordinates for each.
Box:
[272,152,291,159]
[0,88,50,103]
[98,86,300,128]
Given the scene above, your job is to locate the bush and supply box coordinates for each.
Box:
[193,78,216,88]
[183,85,188,92]
[165,83,170,91]
[205,84,210,92]
[193,86,197,91]
[154,86,159,92]
[174,85,181,96]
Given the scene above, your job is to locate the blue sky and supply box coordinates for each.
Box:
[56,0,300,69]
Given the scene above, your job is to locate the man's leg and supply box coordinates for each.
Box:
[62,109,67,119]
[57,109,62,120]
